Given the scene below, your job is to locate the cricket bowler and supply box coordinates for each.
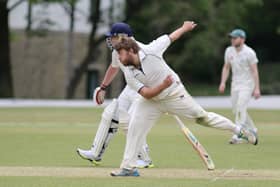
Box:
[110,21,258,177]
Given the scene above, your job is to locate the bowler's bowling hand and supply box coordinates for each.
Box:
[182,21,197,32]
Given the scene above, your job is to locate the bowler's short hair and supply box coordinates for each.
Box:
[114,37,140,54]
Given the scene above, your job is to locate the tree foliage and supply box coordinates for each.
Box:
[66,0,103,98]
[2,0,279,98]
[0,0,13,97]
[127,0,274,84]
[242,0,280,62]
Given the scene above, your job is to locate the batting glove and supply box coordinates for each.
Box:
[93,85,107,105]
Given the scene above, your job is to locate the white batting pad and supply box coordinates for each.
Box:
[91,99,118,159]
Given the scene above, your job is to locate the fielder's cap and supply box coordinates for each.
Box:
[229,29,246,38]
[105,22,133,37]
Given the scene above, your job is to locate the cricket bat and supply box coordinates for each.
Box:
[173,115,215,170]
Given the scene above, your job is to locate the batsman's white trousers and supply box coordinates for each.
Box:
[121,85,239,169]
[231,89,257,132]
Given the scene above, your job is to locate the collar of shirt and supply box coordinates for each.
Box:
[234,44,247,53]
[139,49,146,62]
[127,49,146,70]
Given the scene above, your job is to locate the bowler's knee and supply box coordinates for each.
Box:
[195,112,209,126]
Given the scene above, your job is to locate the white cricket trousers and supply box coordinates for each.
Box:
[118,85,139,126]
[121,85,239,169]
[231,89,257,132]
[118,85,152,162]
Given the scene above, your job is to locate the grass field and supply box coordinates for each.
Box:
[0,107,279,187]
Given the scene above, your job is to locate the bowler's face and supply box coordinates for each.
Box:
[117,49,134,66]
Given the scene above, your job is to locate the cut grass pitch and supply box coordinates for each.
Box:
[1,166,280,180]
[0,107,279,187]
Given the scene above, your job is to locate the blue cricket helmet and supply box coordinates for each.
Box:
[105,22,133,37]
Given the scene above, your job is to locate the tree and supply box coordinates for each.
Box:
[0,0,13,97]
[62,0,77,98]
[65,0,146,98]
[127,0,263,83]
[0,0,27,97]
[66,0,103,98]
[0,0,72,98]
[22,0,80,98]
[243,0,280,62]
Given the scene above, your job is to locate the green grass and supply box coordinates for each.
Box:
[0,107,280,186]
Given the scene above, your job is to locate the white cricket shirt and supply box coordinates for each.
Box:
[224,44,258,91]
[119,35,182,100]
[111,35,171,68]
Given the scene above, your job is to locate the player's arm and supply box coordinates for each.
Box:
[138,75,173,99]
[144,35,172,57]
[250,63,261,99]
[219,62,231,94]
[94,64,120,105]
[101,64,120,87]
[169,21,197,42]
[124,67,173,99]
[142,21,196,59]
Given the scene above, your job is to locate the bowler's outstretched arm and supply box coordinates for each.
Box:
[169,21,197,42]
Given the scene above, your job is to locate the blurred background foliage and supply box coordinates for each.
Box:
[1,0,279,98]
[127,0,280,94]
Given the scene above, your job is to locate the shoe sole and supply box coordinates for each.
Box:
[254,137,258,145]
[76,150,102,166]
[138,164,155,169]
[92,160,102,166]
[229,139,247,144]
[110,172,140,177]
[251,130,258,145]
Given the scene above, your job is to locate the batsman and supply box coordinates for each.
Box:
[110,21,258,177]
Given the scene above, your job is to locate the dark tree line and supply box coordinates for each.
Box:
[1,0,279,98]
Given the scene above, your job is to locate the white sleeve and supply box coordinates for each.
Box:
[144,34,171,56]
[111,50,120,68]
[248,49,258,64]
[122,67,145,92]
[224,47,230,64]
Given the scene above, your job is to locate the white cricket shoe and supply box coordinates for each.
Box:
[238,128,258,145]
[76,148,102,165]
[229,134,247,144]
[110,168,140,177]
[136,160,154,168]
